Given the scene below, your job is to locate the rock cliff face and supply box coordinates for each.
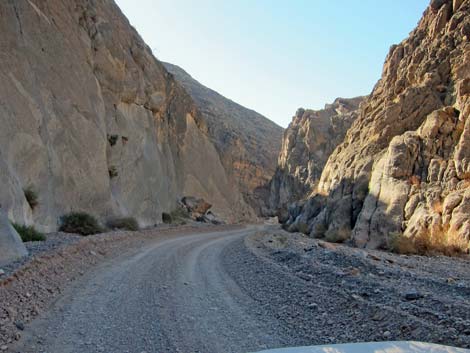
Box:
[268,97,363,211]
[0,0,253,231]
[0,212,27,265]
[163,63,283,214]
[285,0,470,249]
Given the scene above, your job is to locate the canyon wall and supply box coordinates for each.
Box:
[0,0,253,231]
[283,0,470,249]
[268,97,363,212]
[163,63,283,215]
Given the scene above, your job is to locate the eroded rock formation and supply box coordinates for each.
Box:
[0,0,254,231]
[163,63,283,215]
[268,97,363,212]
[284,0,470,250]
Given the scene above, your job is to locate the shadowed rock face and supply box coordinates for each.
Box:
[163,63,283,215]
[0,212,27,265]
[268,97,364,212]
[285,0,470,249]
[0,0,253,231]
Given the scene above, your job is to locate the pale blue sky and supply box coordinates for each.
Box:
[115,0,429,127]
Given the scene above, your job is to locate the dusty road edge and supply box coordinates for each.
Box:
[0,224,242,349]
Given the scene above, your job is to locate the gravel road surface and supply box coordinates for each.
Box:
[11,225,470,353]
[12,226,294,353]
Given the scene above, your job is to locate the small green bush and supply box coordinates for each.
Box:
[325,226,351,243]
[170,206,189,220]
[23,186,39,210]
[108,166,118,179]
[107,217,139,231]
[297,222,309,235]
[59,212,103,236]
[162,206,190,225]
[12,223,46,242]
[107,134,119,146]
[162,212,172,224]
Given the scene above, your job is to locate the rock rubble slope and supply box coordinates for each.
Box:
[284,0,470,249]
[163,62,283,214]
[0,0,259,232]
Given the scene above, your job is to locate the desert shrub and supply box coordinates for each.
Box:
[107,217,139,231]
[162,212,172,224]
[23,186,39,210]
[170,206,189,220]
[297,222,309,235]
[311,222,327,238]
[325,226,351,243]
[108,166,118,179]
[389,226,469,256]
[12,223,46,242]
[161,206,189,225]
[107,134,119,146]
[409,175,421,187]
[59,212,103,236]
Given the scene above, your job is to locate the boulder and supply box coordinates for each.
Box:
[0,212,27,265]
[181,196,212,215]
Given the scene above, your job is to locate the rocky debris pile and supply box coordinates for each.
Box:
[282,0,470,251]
[227,229,470,348]
[180,197,223,224]
[0,211,27,266]
[268,97,364,213]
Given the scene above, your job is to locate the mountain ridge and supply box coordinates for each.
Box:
[163,62,283,214]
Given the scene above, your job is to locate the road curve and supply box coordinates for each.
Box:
[13,226,292,353]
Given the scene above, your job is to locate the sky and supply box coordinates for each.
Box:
[115,0,429,128]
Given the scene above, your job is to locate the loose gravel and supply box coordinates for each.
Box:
[3,224,470,352]
[0,223,238,350]
[225,227,470,349]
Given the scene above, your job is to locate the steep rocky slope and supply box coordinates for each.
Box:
[0,0,253,232]
[285,0,470,250]
[268,97,363,211]
[163,63,283,214]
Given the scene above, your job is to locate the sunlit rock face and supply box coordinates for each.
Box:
[163,63,283,216]
[0,0,253,231]
[268,97,364,213]
[284,0,470,249]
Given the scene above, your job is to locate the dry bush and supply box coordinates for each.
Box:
[431,200,443,214]
[325,226,350,243]
[409,175,421,187]
[107,217,139,231]
[297,222,309,235]
[59,212,103,236]
[390,225,469,256]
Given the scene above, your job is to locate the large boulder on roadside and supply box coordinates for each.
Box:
[181,196,212,215]
[0,212,27,265]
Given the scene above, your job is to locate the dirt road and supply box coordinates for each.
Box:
[11,225,470,352]
[13,226,293,353]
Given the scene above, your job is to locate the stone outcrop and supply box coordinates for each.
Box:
[163,63,283,215]
[268,97,363,212]
[0,0,254,231]
[284,0,470,250]
[0,211,27,265]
